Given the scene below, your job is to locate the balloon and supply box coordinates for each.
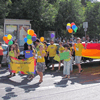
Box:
[32,36,36,42]
[72,25,77,30]
[67,23,71,27]
[7,34,12,40]
[27,29,31,34]
[4,35,7,37]
[8,41,13,45]
[40,37,44,42]
[3,36,8,41]
[66,26,71,30]
[29,30,34,36]
[24,37,27,42]
[27,35,32,39]
[71,22,75,27]
[33,33,37,37]
[68,28,73,33]
[27,39,32,44]
[5,40,9,44]
[74,27,78,33]
[51,34,55,38]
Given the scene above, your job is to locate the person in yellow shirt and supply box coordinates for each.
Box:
[47,40,57,70]
[75,38,87,74]
[56,42,65,72]
[37,45,46,83]
[8,45,17,78]
[43,41,48,69]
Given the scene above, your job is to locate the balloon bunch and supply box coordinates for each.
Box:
[24,29,37,45]
[66,22,78,33]
[3,34,13,45]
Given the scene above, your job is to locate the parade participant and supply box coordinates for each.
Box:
[47,40,57,70]
[35,39,44,52]
[75,37,87,74]
[43,41,48,69]
[0,42,3,69]
[69,43,75,73]
[56,42,65,72]
[63,44,71,79]
[27,45,36,80]
[14,43,20,58]
[8,45,17,77]
[37,45,46,83]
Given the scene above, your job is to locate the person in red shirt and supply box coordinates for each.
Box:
[0,42,3,69]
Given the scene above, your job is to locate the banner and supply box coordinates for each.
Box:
[60,52,70,60]
[9,57,36,75]
[54,54,60,62]
[74,43,100,59]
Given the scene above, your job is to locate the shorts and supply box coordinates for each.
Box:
[0,55,3,64]
[75,56,81,64]
[49,57,55,64]
[37,62,45,72]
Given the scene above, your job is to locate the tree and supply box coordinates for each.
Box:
[55,0,85,38]
[85,1,100,39]
[7,0,57,37]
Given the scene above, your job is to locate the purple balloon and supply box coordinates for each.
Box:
[66,26,71,30]
[51,34,55,38]
[32,36,36,42]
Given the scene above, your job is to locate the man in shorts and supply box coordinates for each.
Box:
[47,40,57,70]
[75,38,87,74]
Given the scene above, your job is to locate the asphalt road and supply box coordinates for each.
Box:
[0,61,100,100]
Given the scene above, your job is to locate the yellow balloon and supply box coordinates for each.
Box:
[27,39,32,44]
[7,34,12,40]
[27,29,31,34]
[67,23,71,27]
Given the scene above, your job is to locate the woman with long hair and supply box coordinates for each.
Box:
[8,45,17,77]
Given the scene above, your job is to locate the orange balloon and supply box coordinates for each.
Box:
[3,36,8,41]
[29,30,34,36]
[40,37,44,42]
[68,28,73,33]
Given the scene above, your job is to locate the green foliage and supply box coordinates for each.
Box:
[85,1,100,38]
[0,0,100,38]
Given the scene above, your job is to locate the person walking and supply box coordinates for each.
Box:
[56,42,65,72]
[8,45,17,77]
[0,42,3,69]
[63,44,71,79]
[75,37,87,74]
[47,40,57,70]
[37,45,46,83]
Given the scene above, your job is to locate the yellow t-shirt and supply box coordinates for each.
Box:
[59,46,65,53]
[75,43,84,56]
[37,50,46,62]
[9,51,15,57]
[47,44,57,57]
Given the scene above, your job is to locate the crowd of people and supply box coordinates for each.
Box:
[0,37,88,83]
